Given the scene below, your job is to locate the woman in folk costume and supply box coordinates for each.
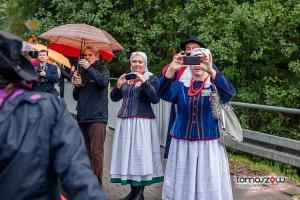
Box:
[110,51,164,200]
[158,47,236,200]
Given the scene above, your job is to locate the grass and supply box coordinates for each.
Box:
[228,149,300,185]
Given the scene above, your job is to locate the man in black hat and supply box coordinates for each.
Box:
[0,31,106,200]
[180,35,207,54]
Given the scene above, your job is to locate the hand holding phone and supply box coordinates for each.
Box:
[125,72,137,80]
[116,74,126,89]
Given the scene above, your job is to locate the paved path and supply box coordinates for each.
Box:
[102,128,299,200]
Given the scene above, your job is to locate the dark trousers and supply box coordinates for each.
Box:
[79,122,107,183]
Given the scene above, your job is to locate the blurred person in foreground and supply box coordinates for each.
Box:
[72,46,110,185]
[0,31,106,200]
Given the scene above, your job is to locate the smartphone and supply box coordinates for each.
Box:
[125,72,137,80]
[76,54,85,71]
[183,56,201,65]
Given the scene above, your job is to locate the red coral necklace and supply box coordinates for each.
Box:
[188,76,209,96]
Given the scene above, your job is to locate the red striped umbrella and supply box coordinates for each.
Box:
[38,23,123,52]
[48,43,116,60]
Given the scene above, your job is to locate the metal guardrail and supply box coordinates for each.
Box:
[64,82,300,168]
[230,130,300,168]
[229,102,300,168]
[231,101,300,115]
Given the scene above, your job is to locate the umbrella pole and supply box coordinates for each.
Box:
[76,39,84,71]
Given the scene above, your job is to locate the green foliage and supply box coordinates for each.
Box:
[2,0,299,183]
[0,1,7,30]
[2,0,299,136]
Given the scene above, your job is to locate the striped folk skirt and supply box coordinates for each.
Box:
[110,118,164,186]
[162,138,233,200]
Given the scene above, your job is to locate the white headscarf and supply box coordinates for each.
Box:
[179,48,212,87]
[130,51,153,83]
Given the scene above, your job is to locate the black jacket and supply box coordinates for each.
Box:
[32,63,59,95]
[0,90,106,200]
[110,75,160,119]
[73,61,110,123]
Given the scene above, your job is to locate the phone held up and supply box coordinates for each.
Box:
[183,48,211,65]
[125,72,137,80]
[76,53,85,71]
[80,53,85,59]
[183,56,201,65]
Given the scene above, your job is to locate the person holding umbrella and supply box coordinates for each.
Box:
[72,46,110,185]
[0,31,106,200]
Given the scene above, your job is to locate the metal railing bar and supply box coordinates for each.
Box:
[231,101,300,115]
[243,130,300,151]
[231,142,300,168]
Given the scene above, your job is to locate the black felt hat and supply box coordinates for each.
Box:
[180,35,207,50]
[0,31,37,82]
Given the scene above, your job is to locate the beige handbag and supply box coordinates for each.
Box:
[210,85,243,146]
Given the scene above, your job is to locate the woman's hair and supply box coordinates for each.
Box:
[0,73,22,87]
[0,74,26,108]
[130,51,148,72]
[0,74,9,89]
[0,75,16,109]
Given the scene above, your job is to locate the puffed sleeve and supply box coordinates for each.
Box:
[211,65,236,103]
[141,75,160,104]
[110,86,123,102]
[158,72,178,103]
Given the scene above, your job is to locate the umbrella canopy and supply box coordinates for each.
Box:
[38,23,124,52]
[48,43,116,60]
[33,44,71,68]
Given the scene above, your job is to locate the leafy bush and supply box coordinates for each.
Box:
[3,0,299,175]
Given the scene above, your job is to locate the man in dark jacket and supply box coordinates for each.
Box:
[32,49,59,95]
[0,31,106,200]
[73,46,110,184]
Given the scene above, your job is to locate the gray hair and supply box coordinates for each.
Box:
[130,51,148,72]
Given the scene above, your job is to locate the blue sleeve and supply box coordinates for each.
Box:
[110,86,123,102]
[141,75,160,104]
[51,100,107,200]
[212,65,236,103]
[45,65,59,83]
[158,74,178,103]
